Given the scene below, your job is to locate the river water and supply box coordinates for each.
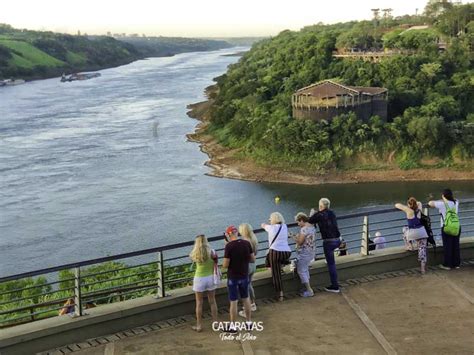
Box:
[1,48,473,276]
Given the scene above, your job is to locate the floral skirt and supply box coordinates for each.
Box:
[416,238,428,263]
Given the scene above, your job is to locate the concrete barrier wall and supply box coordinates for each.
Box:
[1,237,473,355]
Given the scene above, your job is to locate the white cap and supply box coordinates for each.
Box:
[375,232,382,237]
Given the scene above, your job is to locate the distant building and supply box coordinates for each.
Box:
[292,80,388,121]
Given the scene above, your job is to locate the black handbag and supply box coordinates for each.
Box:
[420,211,436,251]
[265,225,283,267]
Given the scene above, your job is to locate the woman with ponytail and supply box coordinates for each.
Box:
[429,189,461,270]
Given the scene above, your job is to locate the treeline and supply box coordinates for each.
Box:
[208,2,474,171]
[0,24,233,80]
[0,261,194,327]
[118,36,231,57]
[0,24,142,80]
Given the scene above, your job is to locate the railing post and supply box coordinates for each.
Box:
[73,267,83,317]
[156,251,165,298]
[30,307,35,321]
[360,215,370,256]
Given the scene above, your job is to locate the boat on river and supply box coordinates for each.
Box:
[60,72,101,82]
[0,79,26,87]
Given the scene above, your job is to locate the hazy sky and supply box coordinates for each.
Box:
[1,0,432,37]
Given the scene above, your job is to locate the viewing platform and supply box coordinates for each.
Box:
[292,80,388,121]
[332,51,400,63]
[50,265,474,355]
[1,201,473,354]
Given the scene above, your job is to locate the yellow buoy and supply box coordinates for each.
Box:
[274,196,281,204]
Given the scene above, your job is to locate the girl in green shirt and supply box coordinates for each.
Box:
[190,234,218,332]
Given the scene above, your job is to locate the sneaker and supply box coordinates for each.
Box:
[301,290,314,297]
[455,266,460,269]
[239,305,257,317]
[439,264,451,270]
[324,285,340,293]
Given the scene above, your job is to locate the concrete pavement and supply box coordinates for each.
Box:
[52,266,474,355]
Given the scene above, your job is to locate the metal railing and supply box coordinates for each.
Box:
[1,199,473,328]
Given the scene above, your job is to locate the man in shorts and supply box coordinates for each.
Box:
[223,225,255,328]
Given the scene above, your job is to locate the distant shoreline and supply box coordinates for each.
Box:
[186,86,474,185]
[6,51,206,83]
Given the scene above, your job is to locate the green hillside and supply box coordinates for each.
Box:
[208,2,474,171]
[0,39,65,68]
[0,24,233,80]
[118,36,232,57]
[0,24,141,80]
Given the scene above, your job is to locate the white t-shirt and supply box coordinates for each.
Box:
[433,200,459,226]
[373,236,386,249]
[264,224,291,252]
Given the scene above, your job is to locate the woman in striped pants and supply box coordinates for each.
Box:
[262,212,291,301]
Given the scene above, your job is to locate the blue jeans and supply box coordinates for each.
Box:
[323,239,341,288]
[227,277,249,301]
[296,251,314,284]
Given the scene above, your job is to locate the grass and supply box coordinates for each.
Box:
[0,261,197,328]
[9,52,33,68]
[0,39,64,68]
[66,51,87,65]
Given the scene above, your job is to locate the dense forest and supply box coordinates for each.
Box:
[208,1,474,172]
[0,25,234,80]
[118,36,231,57]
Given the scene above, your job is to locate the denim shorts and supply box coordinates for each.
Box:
[227,277,249,301]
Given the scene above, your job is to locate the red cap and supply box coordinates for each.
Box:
[226,225,238,235]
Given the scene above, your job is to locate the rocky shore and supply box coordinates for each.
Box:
[186,87,474,185]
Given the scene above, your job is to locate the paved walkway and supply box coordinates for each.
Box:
[45,265,474,355]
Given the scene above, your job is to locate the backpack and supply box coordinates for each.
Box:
[420,212,436,248]
[442,201,460,237]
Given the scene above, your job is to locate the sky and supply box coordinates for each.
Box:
[1,0,433,37]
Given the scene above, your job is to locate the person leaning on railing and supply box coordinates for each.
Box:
[428,188,461,270]
[292,213,316,297]
[261,212,291,302]
[395,197,428,275]
[309,198,341,293]
[238,223,258,317]
[189,234,219,332]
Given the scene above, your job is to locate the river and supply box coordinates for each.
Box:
[1,48,473,276]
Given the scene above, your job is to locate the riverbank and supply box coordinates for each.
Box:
[187,87,474,185]
[0,25,234,81]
